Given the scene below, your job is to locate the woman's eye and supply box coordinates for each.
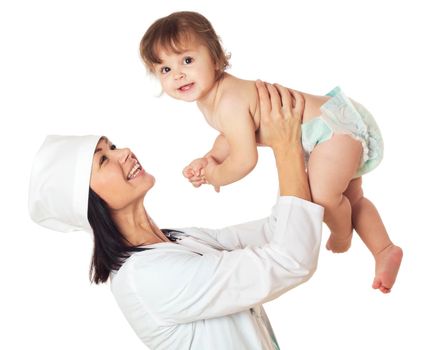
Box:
[160,66,171,74]
[110,144,116,150]
[184,57,193,64]
[100,155,108,165]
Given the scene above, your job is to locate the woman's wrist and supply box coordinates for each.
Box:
[272,142,304,159]
[274,144,311,200]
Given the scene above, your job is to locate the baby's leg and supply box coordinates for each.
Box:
[308,134,362,253]
[344,178,403,293]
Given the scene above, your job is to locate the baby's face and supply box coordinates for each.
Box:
[153,38,218,102]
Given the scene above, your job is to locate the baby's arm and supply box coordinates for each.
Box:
[182,135,229,190]
[204,134,230,164]
[203,99,258,187]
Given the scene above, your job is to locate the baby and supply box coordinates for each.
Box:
[140,11,402,293]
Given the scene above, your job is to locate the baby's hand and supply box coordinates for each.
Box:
[182,158,208,188]
[201,156,221,193]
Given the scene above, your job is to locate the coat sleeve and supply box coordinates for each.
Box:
[131,196,323,325]
[185,196,319,250]
[186,216,275,250]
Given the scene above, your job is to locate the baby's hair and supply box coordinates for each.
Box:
[140,11,230,80]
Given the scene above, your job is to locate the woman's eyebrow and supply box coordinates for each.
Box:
[94,137,109,154]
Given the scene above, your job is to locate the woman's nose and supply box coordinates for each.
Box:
[116,148,132,163]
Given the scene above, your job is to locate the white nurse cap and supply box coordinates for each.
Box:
[28,135,102,233]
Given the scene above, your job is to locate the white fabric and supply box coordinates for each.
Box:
[111,196,324,350]
[28,135,101,233]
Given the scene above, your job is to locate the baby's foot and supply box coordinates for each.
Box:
[326,233,352,253]
[372,244,403,293]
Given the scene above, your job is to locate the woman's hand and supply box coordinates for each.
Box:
[256,80,304,152]
[256,80,311,200]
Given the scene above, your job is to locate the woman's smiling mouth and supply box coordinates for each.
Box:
[127,162,143,180]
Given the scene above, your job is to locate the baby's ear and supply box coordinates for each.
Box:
[213,60,222,71]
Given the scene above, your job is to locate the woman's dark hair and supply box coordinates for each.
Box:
[87,188,146,284]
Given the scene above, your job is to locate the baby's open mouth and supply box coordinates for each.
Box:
[178,83,194,92]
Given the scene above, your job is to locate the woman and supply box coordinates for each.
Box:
[28,82,323,350]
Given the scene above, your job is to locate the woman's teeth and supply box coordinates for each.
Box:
[127,163,142,180]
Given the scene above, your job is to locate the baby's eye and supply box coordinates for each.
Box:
[183,57,193,64]
[160,66,171,74]
[110,144,116,150]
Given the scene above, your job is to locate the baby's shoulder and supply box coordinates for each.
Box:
[217,76,257,114]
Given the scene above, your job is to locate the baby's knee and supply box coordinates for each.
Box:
[344,178,364,207]
[311,188,344,209]
[346,190,364,207]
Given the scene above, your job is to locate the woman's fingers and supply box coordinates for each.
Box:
[274,83,292,115]
[273,84,305,121]
[266,83,281,113]
[256,80,271,118]
[290,89,305,121]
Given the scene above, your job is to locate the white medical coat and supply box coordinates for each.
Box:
[110,196,323,349]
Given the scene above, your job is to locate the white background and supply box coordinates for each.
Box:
[1,0,428,349]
